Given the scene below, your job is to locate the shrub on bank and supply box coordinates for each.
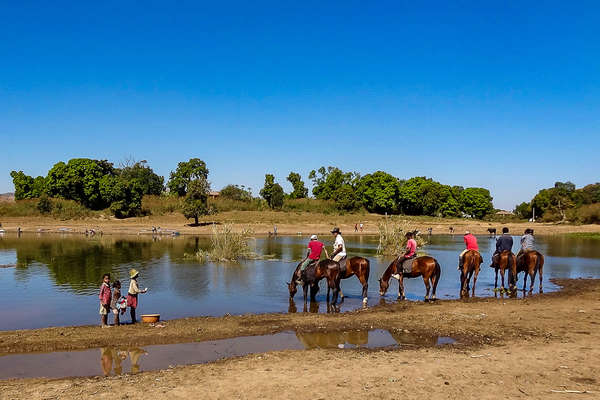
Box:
[0,198,94,219]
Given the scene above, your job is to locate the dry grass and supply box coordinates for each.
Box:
[185,223,255,262]
[376,218,428,256]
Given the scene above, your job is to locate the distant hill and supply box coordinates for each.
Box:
[0,193,15,202]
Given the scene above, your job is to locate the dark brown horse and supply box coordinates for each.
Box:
[288,259,341,305]
[516,250,544,293]
[460,250,483,297]
[378,256,441,301]
[492,251,516,292]
[338,256,370,305]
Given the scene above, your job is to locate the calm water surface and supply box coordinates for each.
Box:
[0,233,599,330]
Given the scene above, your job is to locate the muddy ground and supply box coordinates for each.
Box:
[1,278,600,399]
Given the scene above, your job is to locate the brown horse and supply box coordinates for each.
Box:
[492,251,516,292]
[516,250,544,293]
[338,256,370,305]
[378,256,441,301]
[460,250,483,297]
[288,259,341,305]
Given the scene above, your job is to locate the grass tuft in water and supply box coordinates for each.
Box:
[376,219,428,256]
[184,224,256,262]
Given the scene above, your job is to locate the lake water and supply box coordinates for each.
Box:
[0,233,599,331]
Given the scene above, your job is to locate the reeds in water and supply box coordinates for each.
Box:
[376,219,428,256]
[185,224,255,262]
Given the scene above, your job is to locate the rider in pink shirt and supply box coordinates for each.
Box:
[458,231,479,270]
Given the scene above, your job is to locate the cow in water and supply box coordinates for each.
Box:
[449,227,454,234]
[487,228,497,237]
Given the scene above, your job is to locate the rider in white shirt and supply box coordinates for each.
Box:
[330,227,347,262]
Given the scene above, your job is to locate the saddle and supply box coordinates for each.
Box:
[400,257,415,274]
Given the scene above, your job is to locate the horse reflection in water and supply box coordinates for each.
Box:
[288,298,339,314]
[100,347,147,376]
[296,330,369,349]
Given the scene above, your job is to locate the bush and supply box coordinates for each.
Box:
[185,224,255,262]
[570,203,600,224]
[376,219,428,256]
[37,195,52,214]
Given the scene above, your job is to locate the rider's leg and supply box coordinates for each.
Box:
[458,249,467,270]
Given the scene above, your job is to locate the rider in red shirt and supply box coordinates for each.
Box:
[458,231,479,270]
[297,235,328,285]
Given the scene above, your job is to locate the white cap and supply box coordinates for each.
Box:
[465,230,470,235]
[310,234,318,240]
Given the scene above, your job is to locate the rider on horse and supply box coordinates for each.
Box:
[491,227,513,267]
[516,228,535,265]
[296,234,328,285]
[330,227,347,264]
[392,231,417,280]
[458,230,479,270]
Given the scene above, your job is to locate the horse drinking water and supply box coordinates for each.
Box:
[378,256,441,301]
[288,259,341,305]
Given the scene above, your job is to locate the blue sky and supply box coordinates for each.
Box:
[1,1,598,210]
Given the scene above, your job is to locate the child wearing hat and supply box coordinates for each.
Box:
[126,269,148,324]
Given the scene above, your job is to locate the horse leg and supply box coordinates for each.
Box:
[398,276,405,300]
[303,284,308,305]
[460,271,466,296]
[500,268,505,292]
[494,268,498,289]
[310,284,318,302]
[539,264,543,293]
[326,284,330,303]
[359,275,368,304]
[466,270,473,291]
[472,268,479,297]
[423,275,431,302]
[530,269,537,293]
[522,271,527,291]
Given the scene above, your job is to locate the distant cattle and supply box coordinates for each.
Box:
[487,228,497,237]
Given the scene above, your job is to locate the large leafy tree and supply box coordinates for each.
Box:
[182,179,210,225]
[120,160,164,195]
[308,166,359,200]
[220,184,252,201]
[355,171,402,214]
[460,187,494,219]
[167,158,209,196]
[260,174,284,209]
[286,172,308,199]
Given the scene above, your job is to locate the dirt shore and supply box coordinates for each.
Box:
[1,279,600,399]
[1,213,600,237]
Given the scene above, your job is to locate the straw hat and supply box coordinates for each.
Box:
[129,268,139,279]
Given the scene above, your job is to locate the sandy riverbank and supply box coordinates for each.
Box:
[1,213,600,237]
[1,278,599,398]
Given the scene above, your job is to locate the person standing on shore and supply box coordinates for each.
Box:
[99,273,111,328]
[110,280,124,326]
[126,269,147,324]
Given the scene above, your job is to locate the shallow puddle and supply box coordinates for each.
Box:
[0,330,455,379]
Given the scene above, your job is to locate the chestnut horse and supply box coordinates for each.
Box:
[338,256,370,305]
[378,256,441,301]
[460,250,483,297]
[492,251,516,292]
[288,259,341,305]
[516,250,544,293]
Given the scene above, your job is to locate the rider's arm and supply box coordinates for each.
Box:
[331,244,342,258]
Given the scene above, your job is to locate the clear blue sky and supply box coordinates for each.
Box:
[1,1,598,210]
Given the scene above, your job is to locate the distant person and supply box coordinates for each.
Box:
[449,227,454,234]
[99,273,111,328]
[427,227,433,235]
[458,231,479,270]
[110,280,125,326]
[273,225,278,236]
[127,269,148,324]
[330,227,347,263]
[354,223,358,232]
[516,228,535,265]
[491,227,513,267]
[359,223,364,232]
[297,234,328,285]
[392,232,417,279]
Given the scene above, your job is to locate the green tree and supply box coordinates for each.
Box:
[182,179,210,225]
[260,174,285,209]
[220,184,252,201]
[308,166,359,200]
[167,158,209,196]
[10,171,35,200]
[286,172,308,199]
[332,184,359,211]
[120,160,164,195]
[355,171,402,214]
[460,188,494,219]
[514,202,532,219]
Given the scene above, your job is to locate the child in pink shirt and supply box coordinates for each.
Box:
[99,273,111,328]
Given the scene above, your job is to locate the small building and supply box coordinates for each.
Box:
[495,210,514,216]
[209,191,220,199]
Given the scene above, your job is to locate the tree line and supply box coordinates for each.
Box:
[514,181,600,223]
[10,158,495,221]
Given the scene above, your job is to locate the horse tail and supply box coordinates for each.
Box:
[432,259,441,290]
[534,251,541,273]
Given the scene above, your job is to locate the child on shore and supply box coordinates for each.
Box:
[99,273,111,328]
[126,269,148,324]
[110,280,125,326]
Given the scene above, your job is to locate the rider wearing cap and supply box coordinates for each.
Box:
[330,227,347,263]
[458,230,479,270]
[297,234,328,285]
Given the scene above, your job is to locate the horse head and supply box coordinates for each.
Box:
[287,281,297,298]
[378,275,389,296]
